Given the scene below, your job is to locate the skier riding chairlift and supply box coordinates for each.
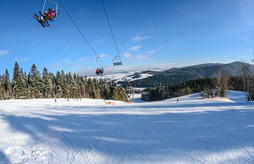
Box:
[48,8,56,19]
[96,67,104,76]
[33,0,58,27]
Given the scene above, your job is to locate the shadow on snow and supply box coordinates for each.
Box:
[1,101,254,162]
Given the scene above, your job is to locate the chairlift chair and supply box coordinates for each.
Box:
[113,55,122,66]
[96,57,104,76]
[33,0,58,27]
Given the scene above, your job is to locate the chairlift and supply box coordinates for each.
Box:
[113,55,122,66]
[33,0,58,27]
[96,57,104,76]
[113,48,122,66]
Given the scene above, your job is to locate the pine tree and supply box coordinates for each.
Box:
[0,75,4,100]
[71,73,77,98]
[4,69,12,99]
[79,76,85,98]
[28,64,42,98]
[12,62,21,99]
[61,70,68,98]
[49,72,56,98]
[114,87,121,101]
[19,69,27,98]
[42,67,52,98]
[55,71,63,98]
[104,85,111,99]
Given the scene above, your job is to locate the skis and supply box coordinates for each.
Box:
[33,12,50,27]
[33,14,45,27]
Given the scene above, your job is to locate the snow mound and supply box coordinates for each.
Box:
[226,90,247,102]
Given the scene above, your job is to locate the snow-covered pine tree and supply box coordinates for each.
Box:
[24,71,32,99]
[42,67,51,98]
[79,76,85,98]
[73,74,79,98]
[98,79,104,99]
[48,72,56,98]
[75,75,82,98]
[120,87,127,101]
[61,70,68,98]
[113,87,121,101]
[56,71,63,98]
[19,69,27,99]
[4,69,12,99]
[85,78,92,98]
[28,64,42,98]
[104,84,111,99]
[68,72,77,98]
[12,62,22,99]
[0,75,4,100]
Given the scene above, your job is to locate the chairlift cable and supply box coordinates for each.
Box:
[101,0,119,55]
[101,0,123,67]
[101,0,134,99]
[57,0,112,74]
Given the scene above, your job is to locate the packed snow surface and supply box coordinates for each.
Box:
[0,90,254,163]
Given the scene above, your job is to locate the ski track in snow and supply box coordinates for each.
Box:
[0,91,254,163]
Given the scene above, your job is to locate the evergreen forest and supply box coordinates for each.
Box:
[0,62,127,101]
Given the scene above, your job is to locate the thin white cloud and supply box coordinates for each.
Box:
[132,50,155,60]
[0,50,9,57]
[146,50,156,55]
[129,46,141,51]
[123,52,131,58]
[47,57,86,70]
[98,54,109,58]
[136,54,150,59]
[14,56,29,62]
[20,57,29,62]
[132,35,150,41]
[75,57,90,62]
[136,55,144,59]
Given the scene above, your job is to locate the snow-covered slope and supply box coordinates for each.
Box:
[0,91,254,163]
[90,71,153,85]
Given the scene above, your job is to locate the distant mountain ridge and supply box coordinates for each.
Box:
[130,61,253,87]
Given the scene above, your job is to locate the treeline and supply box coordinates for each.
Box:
[240,61,254,101]
[0,62,127,101]
[142,78,214,101]
[142,73,244,101]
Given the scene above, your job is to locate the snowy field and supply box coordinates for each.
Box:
[0,91,254,163]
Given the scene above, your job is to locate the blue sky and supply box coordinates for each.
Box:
[1,0,254,76]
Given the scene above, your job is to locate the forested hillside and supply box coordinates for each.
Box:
[131,62,252,87]
[142,76,244,101]
[0,62,127,101]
